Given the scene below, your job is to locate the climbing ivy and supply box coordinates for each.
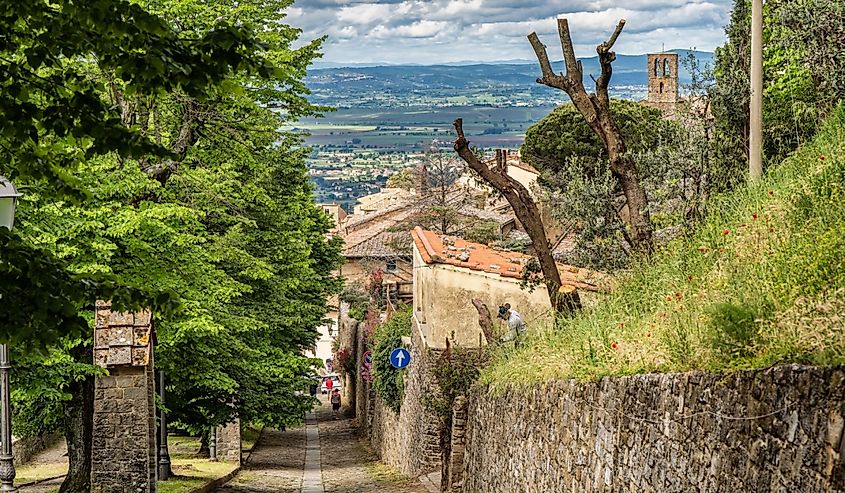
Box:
[372,306,412,413]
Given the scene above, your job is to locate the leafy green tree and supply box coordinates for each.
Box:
[4,1,342,492]
[372,306,412,413]
[712,0,844,175]
[521,100,669,269]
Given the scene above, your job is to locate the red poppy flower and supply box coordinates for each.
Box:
[675,292,682,300]
[611,342,619,350]
[687,275,693,282]
[752,213,758,220]
[646,332,652,338]
[723,229,730,236]
[819,155,826,161]
[666,295,673,302]
[768,190,774,196]
[740,223,747,228]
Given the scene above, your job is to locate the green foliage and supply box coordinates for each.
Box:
[372,306,412,413]
[708,303,760,360]
[523,100,693,270]
[386,169,415,190]
[712,0,844,177]
[5,0,344,443]
[426,346,486,419]
[481,106,845,386]
[341,282,369,321]
[522,100,666,174]
[463,220,503,245]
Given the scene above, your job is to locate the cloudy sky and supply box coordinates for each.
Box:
[285,0,732,65]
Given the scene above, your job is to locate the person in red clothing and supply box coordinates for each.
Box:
[325,375,333,393]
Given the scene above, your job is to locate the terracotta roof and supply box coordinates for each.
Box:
[343,230,411,258]
[411,227,605,292]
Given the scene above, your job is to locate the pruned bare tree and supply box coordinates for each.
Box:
[452,130,580,314]
[528,19,654,252]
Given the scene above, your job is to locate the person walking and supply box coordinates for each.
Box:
[498,303,526,343]
[330,389,342,420]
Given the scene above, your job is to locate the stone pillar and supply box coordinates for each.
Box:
[447,395,468,493]
[215,419,241,464]
[91,301,157,493]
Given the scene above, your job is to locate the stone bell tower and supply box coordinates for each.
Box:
[647,52,679,104]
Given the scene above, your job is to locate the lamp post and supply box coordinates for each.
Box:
[0,176,21,493]
[209,426,217,462]
[157,370,171,481]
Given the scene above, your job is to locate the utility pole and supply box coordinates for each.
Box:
[749,0,764,180]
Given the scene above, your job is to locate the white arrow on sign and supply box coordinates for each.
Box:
[394,351,405,367]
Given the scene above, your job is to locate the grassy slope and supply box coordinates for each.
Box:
[482,107,845,388]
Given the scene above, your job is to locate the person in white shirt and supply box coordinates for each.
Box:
[497,303,525,343]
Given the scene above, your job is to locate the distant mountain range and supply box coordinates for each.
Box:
[307,50,714,90]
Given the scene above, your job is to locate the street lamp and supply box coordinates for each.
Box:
[0,176,20,492]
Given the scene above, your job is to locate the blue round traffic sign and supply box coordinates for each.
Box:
[389,348,411,369]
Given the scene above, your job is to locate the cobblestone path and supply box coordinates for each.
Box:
[215,395,428,493]
[316,402,427,493]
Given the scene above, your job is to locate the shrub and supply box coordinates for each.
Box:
[372,306,412,413]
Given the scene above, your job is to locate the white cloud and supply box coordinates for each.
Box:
[288,0,732,64]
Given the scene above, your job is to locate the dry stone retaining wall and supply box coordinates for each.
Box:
[366,318,442,477]
[341,308,441,478]
[462,365,845,493]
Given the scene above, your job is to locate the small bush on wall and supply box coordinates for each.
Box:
[372,305,412,413]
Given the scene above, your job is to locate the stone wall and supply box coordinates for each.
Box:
[13,434,60,466]
[91,366,157,493]
[215,419,241,463]
[346,310,442,478]
[462,365,845,493]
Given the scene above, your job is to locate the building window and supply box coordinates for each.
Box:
[653,58,659,77]
[663,58,670,76]
[659,82,664,93]
[386,259,397,272]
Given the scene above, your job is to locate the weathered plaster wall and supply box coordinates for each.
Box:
[413,246,553,348]
[462,365,845,493]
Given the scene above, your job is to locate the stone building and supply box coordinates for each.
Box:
[647,52,679,105]
[411,227,605,348]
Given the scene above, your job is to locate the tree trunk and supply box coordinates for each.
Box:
[452,134,580,315]
[59,371,93,493]
[611,156,653,250]
[528,18,654,252]
[198,430,210,457]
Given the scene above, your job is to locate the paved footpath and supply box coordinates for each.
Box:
[215,396,427,493]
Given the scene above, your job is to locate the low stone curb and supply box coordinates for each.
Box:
[18,474,65,489]
[185,466,241,493]
[183,425,265,493]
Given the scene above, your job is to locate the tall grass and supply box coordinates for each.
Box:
[481,107,845,388]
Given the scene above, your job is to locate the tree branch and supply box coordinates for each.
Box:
[595,19,626,108]
[527,32,570,91]
[557,19,582,82]
[453,119,581,314]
